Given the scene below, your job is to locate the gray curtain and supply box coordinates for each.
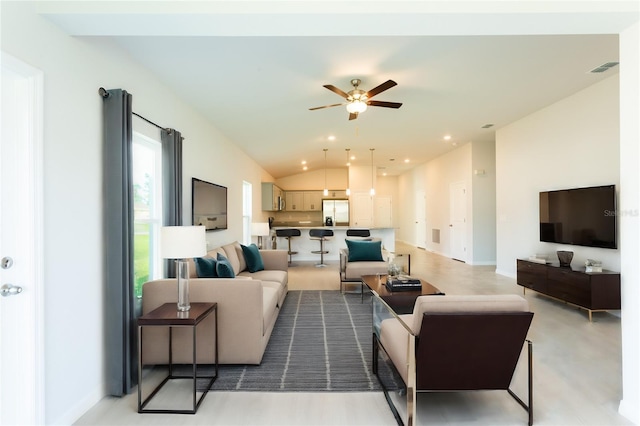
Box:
[101,88,137,396]
[161,128,183,278]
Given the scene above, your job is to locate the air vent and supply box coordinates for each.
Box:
[589,62,619,73]
[481,124,494,129]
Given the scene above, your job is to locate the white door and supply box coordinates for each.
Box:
[351,192,373,227]
[0,53,45,425]
[415,191,426,248]
[374,196,392,228]
[449,181,467,262]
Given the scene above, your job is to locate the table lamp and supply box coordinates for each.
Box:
[160,225,206,311]
[251,222,271,249]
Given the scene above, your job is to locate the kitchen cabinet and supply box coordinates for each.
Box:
[285,191,304,211]
[324,190,347,199]
[285,191,323,211]
[261,183,284,211]
[304,191,323,211]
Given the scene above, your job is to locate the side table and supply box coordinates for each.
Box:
[137,302,218,414]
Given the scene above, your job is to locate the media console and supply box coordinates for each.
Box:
[516,259,620,321]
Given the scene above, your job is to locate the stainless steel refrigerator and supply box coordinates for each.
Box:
[322,199,349,226]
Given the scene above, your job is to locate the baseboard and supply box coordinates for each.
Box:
[52,384,104,425]
[467,260,497,266]
[619,398,639,424]
[495,268,516,279]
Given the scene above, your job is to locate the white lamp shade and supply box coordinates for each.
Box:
[160,226,207,259]
[251,222,271,237]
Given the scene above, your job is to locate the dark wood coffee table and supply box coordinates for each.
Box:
[361,274,444,314]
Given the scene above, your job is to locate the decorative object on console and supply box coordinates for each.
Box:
[557,250,574,267]
[251,222,271,249]
[160,226,207,311]
[585,259,603,273]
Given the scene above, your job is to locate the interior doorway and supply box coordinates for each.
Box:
[0,52,45,425]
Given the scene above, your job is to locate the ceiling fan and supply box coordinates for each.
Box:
[309,79,402,120]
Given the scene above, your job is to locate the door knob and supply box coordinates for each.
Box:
[1,284,23,297]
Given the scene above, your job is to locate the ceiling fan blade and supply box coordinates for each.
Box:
[367,100,403,109]
[364,80,397,99]
[309,103,345,111]
[323,84,350,99]
[348,112,358,121]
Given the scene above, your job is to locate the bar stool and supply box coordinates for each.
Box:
[346,229,371,238]
[309,229,334,267]
[276,228,301,265]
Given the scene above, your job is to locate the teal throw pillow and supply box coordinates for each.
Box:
[194,256,217,278]
[346,239,384,262]
[241,243,265,273]
[216,253,236,278]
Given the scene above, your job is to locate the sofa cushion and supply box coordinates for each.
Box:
[222,243,242,275]
[344,260,388,280]
[241,243,265,273]
[216,253,236,278]
[194,256,217,278]
[346,240,384,262]
[238,269,287,286]
[232,242,247,273]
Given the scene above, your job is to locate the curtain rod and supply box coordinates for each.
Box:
[99,87,173,134]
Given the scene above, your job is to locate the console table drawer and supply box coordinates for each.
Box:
[516,260,547,292]
[548,268,589,287]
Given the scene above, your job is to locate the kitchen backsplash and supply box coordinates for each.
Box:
[272,211,323,226]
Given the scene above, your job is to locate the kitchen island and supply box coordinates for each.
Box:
[271,226,395,262]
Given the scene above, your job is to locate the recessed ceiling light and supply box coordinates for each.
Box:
[328,135,336,141]
[301,160,307,165]
[481,124,494,129]
[303,166,308,171]
[443,135,451,140]
[383,172,387,176]
[404,159,410,163]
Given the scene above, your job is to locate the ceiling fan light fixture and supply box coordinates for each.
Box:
[346,100,367,114]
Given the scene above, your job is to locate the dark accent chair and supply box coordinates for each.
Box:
[309,228,333,267]
[275,228,301,264]
[373,295,534,426]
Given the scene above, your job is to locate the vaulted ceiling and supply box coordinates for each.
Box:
[40,1,636,178]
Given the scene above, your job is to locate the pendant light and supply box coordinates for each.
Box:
[370,148,376,196]
[323,148,329,196]
[345,148,351,196]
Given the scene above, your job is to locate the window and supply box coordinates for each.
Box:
[242,181,252,245]
[132,131,163,298]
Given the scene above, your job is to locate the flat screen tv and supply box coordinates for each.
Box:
[539,184,616,249]
[192,178,227,231]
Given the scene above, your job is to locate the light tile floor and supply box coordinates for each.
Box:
[75,243,630,425]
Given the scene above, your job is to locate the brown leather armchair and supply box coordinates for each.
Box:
[373,294,534,425]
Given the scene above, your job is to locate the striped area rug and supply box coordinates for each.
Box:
[205,290,382,392]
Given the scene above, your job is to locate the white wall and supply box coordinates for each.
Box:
[495,75,620,277]
[0,3,272,424]
[397,144,473,258]
[471,140,497,264]
[618,20,640,425]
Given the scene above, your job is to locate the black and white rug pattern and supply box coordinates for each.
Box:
[205,290,382,392]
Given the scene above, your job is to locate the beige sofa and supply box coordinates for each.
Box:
[141,241,288,365]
